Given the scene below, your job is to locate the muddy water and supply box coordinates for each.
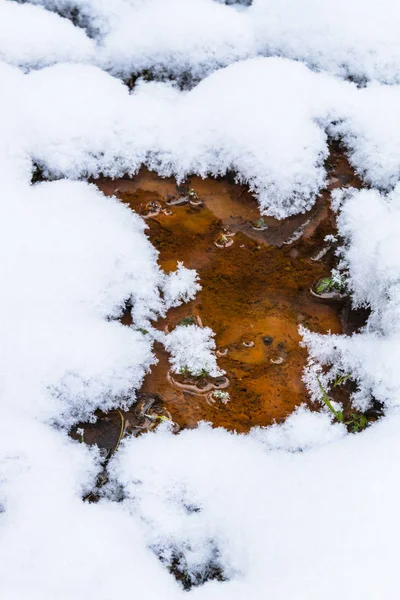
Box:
[94,145,360,434]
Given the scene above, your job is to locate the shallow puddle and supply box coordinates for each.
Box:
[90,144,361,435]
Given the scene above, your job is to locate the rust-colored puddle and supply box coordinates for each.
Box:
[89,144,361,436]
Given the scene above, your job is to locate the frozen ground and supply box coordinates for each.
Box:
[1,0,400,598]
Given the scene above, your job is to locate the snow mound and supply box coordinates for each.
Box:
[302,185,400,412]
[164,324,223,378]
[0,0,95,69]
[5,55,400,217]
[333,83,400,191]
[251,0,400,85]
[18,0,400,84]
[3,57,350,218]
[109,414,400,599]
[0,177,161,425]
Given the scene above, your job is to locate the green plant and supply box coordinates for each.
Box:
[315,272,346,295]
[316,376,344,422]
[333,373,351,387]
[254,218,266,228]
[179,365,191,376]
[137,327,149,335]
[178,316,195,327]
[346,413,368,433]
[316,375,368,434]
[112,410,125,455]
[198,369,210,378]
[145,413,172,423]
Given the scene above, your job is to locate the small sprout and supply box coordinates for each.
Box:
[189,189,203,207]
[178,316,195,327]
[144,413,172,423]
[333,373,352,387]
[346,413,368,433]
[316,277,334,294]
[140,200,161,218]
[199,369,210,379]
[316,376,369,433]
[212,390,230,404]
[112,410,126,455]
[179,365,191,376]
[252,218,268,230]
[214,231,234,248]
[137,327,149,335]
[316,376,344,422]
[315,272,346,295]
[77,427,85,443]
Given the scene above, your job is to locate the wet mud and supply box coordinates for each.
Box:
[79,143,363,439]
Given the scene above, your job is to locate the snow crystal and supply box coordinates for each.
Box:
[164,324,223,378]
[163,262,201,310]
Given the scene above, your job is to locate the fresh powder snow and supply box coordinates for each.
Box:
[0,1,400,599]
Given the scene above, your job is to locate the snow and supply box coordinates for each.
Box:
[250,0,400,85]
[164,324,223,377]
[110,414,400,599]
[163,262,201,309]
[302,185,400,413]
[0,57,345,217]
[1,0,400,599]
[0,0,95,69]
[17,0,400,84]
[332,83,400,190]
[2,53,400,217]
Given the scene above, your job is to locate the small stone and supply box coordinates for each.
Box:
[262,336,273,346]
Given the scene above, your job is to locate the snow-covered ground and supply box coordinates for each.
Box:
[1,0,400,598]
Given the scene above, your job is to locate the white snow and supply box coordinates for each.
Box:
[1,1,400,599]
[250,0,400,84]
[17,0,400,84]
[163,262,201,310]
[110,414,400,599]
[2,54,400,217]
[164,324,223,378]
[0,0,95,69]
[302,185,400,413]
